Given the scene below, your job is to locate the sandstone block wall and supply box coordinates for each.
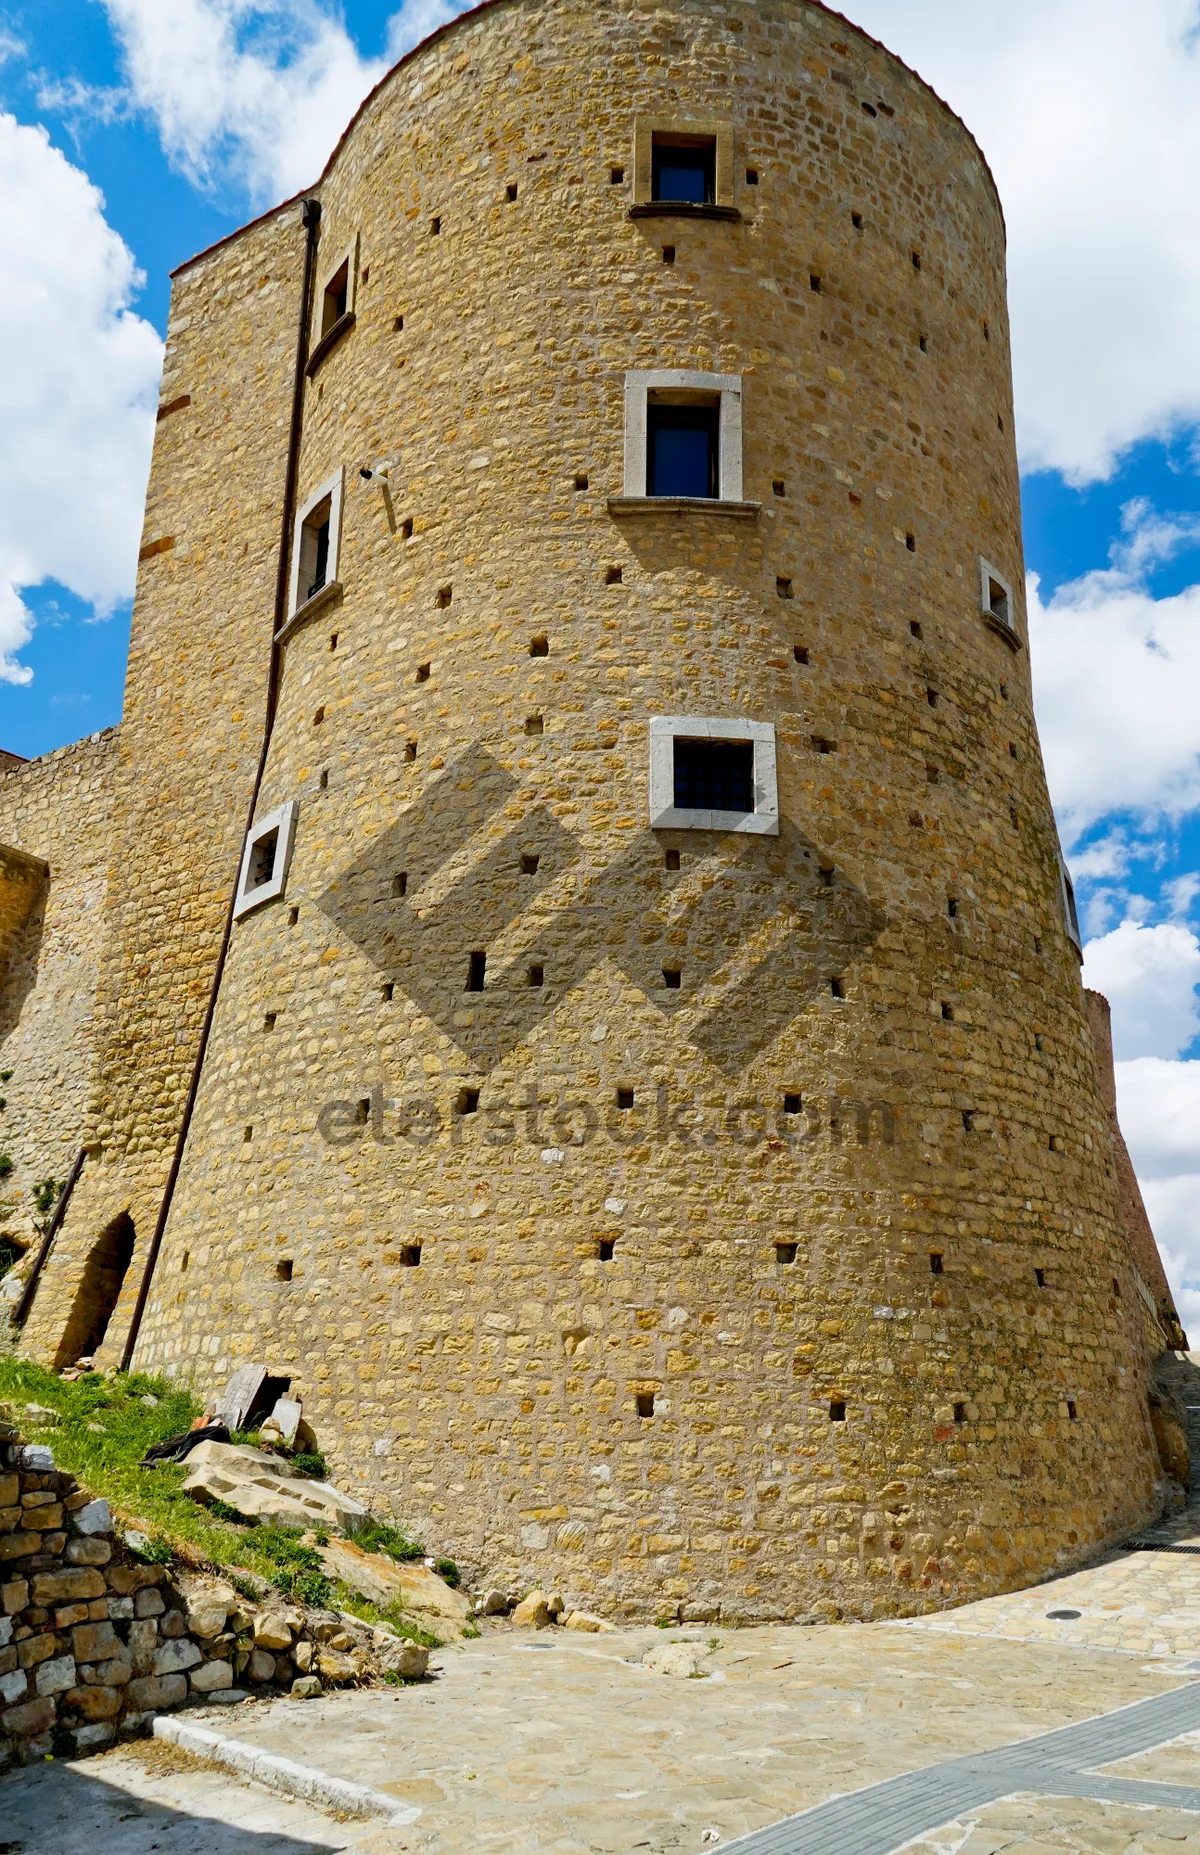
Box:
[19,209,307,1367]
[0,731,116,1282]
[115,0,1172,1624]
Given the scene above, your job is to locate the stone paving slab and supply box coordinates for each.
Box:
[175,1622,1197,1851]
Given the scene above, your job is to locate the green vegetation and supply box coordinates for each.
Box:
[32,1177,64,1221]
[0,1156,14,1181]
[0,1233,22,1279]
[0,1360,440,1641]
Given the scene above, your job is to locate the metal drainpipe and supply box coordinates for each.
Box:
[120,196,323,1373]
[12,1146,86,1329]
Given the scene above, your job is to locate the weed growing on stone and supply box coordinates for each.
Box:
[353,1517,425,1562]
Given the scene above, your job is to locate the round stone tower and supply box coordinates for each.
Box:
[134,0,1168,1621]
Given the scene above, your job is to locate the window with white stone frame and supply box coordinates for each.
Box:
[288,469,344,624]
[980,557,1015,632]
[621,371,745,504]
[649,717,778,835]
[234,801,299,920]
[1059,857,1082,952]
[306,236,359,374]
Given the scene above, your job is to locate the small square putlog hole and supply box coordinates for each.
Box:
[829,1400,846,1422]
[776,575,794,599]
[525,715,544,736]
[393,871,408,896]
[381,982,394,1002]
[521,853,540,874]
[527,963,544,987]
[953,1402,967,1424]
[663,967,682,990]
[530,635,549,657]
[636,1392,656,1418]
[598,1237,616,1261]
[400,1244,422,1267]
[276,1259,293,1282]
[793,645,809,664]
[456,1087,480,1115]
[783,1092,802,1115]
[467,951,486,992]
[776,1242,798,1265]
[616,1087,635,1111]
[929,1252,944,1275]
[664,849,680,871]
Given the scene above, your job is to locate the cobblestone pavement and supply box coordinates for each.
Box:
[6,1541,1200,1853]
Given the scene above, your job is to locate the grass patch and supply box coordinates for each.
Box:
[337,1587,442,1649]
[353,1518,424,1563]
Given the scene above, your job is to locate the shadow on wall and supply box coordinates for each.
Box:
[52,1210,135,1370]
[0,1755,348,1854]
[318,743,886,1082]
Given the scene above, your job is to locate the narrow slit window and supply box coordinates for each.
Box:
[301,501,331,602]
[467,951,487,992]
[910,620,922,638]
[651,133,715,204]
[647,398,719,498]
[981,561,1014,630]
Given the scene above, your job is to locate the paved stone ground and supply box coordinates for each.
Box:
[6,1539,1200,1853]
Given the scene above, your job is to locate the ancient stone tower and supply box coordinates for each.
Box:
[0,0,1185,1622]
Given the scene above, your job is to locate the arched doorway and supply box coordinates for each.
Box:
[54,1212,136,1368]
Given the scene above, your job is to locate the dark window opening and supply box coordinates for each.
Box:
[673,736,753,813]
[930,1252,944,1275]
[651,134,715,204]
[320,260,349,338]
[430,216,441,235]
[243,1125,253,1143]
[663,967,682,990]
[299,499,332,604]
[329,632,338,650]
[599,1238,616,1261]
[636,1391,657,1418]
[927,687,939,707]
[180,1251,189,1273]
[861,100,877,116]
[919,334,928,352]
[1000,681,1009,700]
[829,1400,846,1422]
[962,1110,975,1132]
[810,273,822,292]
[467,952,486,991]
[276,1259,293,1282]
[312,705,325,726]
[812,736,836,754]
[912,250,922,270]
[355,1098,370,1124]
[393,314,404,332]
[647,400,719,499]
[1113,1277,1122,1297]
[986,573,1012,627]
[776,1242,798,1265]
[926,764,940,784]
[248,829,278,892]
[664,849,680,871]
[527,963,544,987]
[456,1087,480,1115]
[1009,741,1018,758]
[400,517,413,540]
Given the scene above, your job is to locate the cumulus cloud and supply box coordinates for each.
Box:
[0,113,162,684]
[1113,1060,1200,1330]
[1029,508,1200,840]
[95,0,468,204]
[1083,920,1200,1058]
[842,0,1200,483]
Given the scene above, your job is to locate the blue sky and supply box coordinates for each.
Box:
[2,0,1200,1318]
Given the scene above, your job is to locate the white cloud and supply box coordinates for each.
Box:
[1029,549,1200,840]
[96,0,468,205]
[0,113,162,683]
[1082,920,1200,1058]
[840,0,1200,483]
[1113,1059,1200,1332]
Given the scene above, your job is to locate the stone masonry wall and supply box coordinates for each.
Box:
[125,0,1172,1625]
[0,731,117,1284]
[20,208,308,1368]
